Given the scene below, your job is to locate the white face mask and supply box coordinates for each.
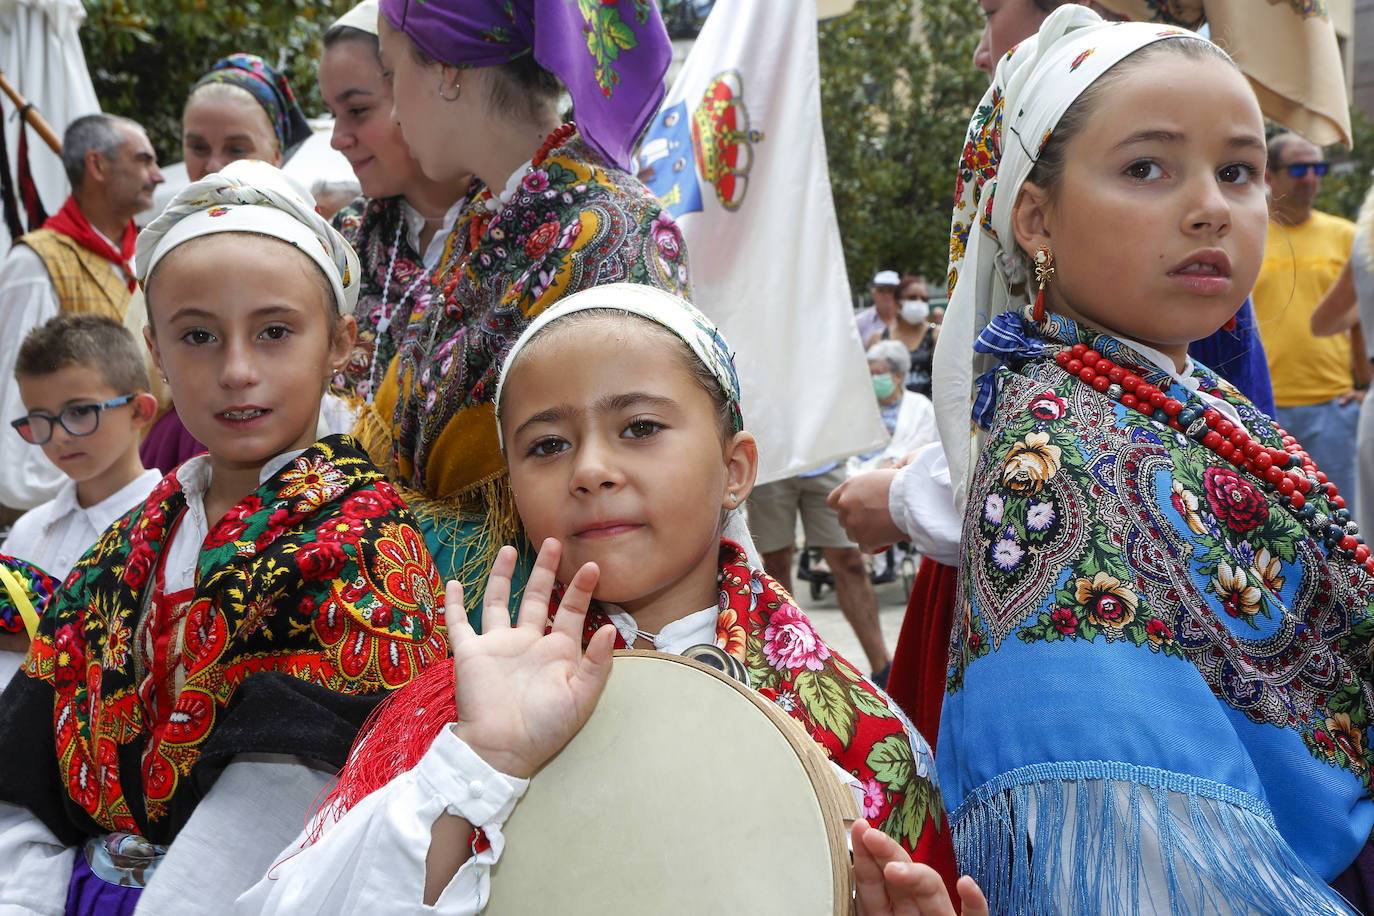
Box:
[900,299,930,324]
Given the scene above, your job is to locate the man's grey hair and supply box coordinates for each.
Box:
[866,339,911,378]
[61,113,143,190]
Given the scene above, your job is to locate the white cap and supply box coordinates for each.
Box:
[872,270,900,287]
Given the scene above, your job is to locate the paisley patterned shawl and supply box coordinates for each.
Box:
[331,196,474,402]
[940,310,1374,912]
[319,540,959,896]
[0,435,449,844]
[373,133,690,506]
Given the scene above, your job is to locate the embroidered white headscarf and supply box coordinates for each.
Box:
[136,159,361,316]
[932,6,1214,513]
[494,282,744,450]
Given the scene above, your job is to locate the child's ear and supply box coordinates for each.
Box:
[129,392,159,429]
[1011,180,1053,259]
[143,326,165,384]
[721,431,759,510]
[329,314,358,376]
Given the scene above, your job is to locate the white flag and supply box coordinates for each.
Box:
[639,0,886,485]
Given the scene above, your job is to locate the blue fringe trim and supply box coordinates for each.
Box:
[951,762,1359,915]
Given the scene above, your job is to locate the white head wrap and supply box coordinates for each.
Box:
[493,283,743,450]
[136,159,361,315]
[933,6,1218,514]
[333,0,379,36]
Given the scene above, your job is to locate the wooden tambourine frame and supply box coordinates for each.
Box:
[485,650,859,915]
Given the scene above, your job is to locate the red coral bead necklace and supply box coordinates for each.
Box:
[1053,342,1370,576]
[450,122,579,303]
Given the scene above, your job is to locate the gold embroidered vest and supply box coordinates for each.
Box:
[20,229,131,321]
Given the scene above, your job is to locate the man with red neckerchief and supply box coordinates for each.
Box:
[0,113,163,515]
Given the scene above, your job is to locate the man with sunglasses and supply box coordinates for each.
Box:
[1252,131,1365,514]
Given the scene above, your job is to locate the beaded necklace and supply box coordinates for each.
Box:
[369,214,432,398]
[466,122,578,253]
[1052,341,1370,575]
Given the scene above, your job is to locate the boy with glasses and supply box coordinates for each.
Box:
[2,313,160,579]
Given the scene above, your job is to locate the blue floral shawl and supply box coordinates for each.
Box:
[939,309,1373,914]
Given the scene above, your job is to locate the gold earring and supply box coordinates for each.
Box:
[1032,246,1054,323]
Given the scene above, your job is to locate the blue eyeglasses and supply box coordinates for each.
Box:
[11,394,137,445]
[1285,161,1329,178]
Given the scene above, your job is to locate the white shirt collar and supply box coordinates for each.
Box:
[603,604,719,657]
[1114,333,1245,429]
[38,468,165,534]
[173,449,307,533]
[400,197,468,271]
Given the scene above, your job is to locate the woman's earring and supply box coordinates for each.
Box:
[1033,246,1054,323]
[727,493,738,506]
[438,78,461,102]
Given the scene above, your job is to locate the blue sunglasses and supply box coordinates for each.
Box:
[1285,162,1329,178]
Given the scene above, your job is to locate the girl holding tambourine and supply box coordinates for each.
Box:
[241,286,987,914]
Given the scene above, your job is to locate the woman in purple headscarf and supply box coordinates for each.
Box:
[355,0,691,629]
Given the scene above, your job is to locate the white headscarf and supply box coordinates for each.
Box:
[136,159,361,316]
[933,6,1216,514]
[333,0,379,36]
[494,283,744,450]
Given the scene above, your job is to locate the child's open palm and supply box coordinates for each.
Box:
[446,539,617,780]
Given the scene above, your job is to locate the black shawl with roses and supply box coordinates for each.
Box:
[0,434,449,845]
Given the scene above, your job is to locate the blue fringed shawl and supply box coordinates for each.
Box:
[939,312,1374,914]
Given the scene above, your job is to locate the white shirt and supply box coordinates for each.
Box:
[2,469,163,581]
[889,444,963,567]
[401,197,467,272]
[0,245,66,511]
[0,448,328,915]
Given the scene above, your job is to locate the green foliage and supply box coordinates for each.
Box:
[819,0,985,293]
[1314,107,1374,223]
[79,0,356,163]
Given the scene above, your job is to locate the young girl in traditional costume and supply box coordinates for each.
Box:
[239,283,985,915]
[0,160,449,914]
[932,8,1374,913]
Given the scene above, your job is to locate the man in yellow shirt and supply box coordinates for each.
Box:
[1251,132,1360,506]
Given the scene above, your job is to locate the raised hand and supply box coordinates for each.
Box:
[447,538,617,779]
[852,819,988,916]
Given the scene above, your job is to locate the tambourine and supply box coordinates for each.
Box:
[485,650,860,915]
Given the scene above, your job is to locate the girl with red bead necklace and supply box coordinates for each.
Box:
[932,7,1374,913]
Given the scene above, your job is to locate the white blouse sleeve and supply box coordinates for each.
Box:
[889,445,963,567]
[0,800,75,916]
[0,245,64,511]
[235,727,528,916]
[134,755,334,915]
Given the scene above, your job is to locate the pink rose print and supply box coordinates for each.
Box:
[762,604,831,672]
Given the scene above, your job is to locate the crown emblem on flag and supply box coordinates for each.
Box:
[690,71,765,211]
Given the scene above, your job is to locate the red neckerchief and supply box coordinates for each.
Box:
[43,195,137,291]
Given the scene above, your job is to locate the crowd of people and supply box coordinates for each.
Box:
[0,0,1369,913]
